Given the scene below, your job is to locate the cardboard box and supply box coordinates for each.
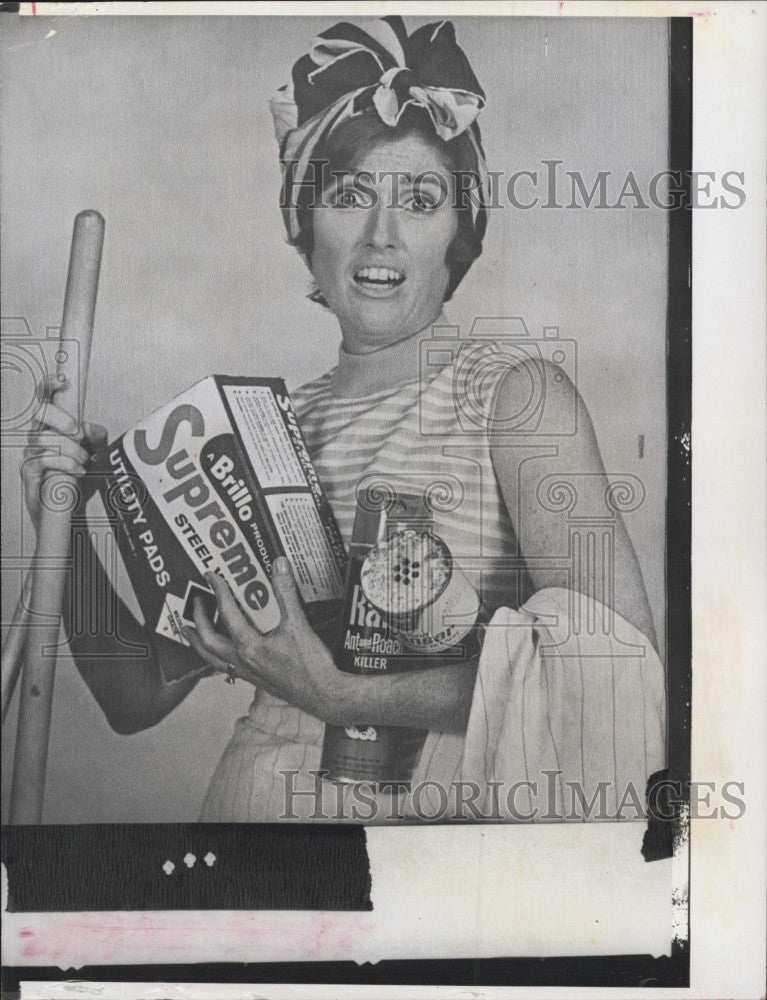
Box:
[90,376,346,681]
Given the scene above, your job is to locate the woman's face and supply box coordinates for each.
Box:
[310,134,458,353]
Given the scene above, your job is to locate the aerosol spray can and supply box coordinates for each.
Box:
[320,491,481,788]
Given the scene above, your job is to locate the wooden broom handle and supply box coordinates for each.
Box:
[1,573,32,725]
[9,210,105,823]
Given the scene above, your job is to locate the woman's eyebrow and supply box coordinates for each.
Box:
[411,175,449,188]
[326,169,372,187]
[319,172,359,197]
[408,174,451,196]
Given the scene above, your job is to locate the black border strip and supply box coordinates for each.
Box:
[2,953,689,995]
[641,16,693,880]
[669,15,693,977]
[1,824,372,912]
[665,19,693,792]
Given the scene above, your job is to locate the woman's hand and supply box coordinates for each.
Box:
[181,558,350,723]
[22,374,108,530]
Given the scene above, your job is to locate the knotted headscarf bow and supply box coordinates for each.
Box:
[270,16,490,242]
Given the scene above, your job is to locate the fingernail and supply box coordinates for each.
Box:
[274,557,291,576]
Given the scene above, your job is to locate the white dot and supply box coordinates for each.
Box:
[162,860,175,875]
[204,852,216,867]
[184,853,196,869]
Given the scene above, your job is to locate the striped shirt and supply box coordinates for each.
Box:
[201,343,525,822]
[291,343,528,616]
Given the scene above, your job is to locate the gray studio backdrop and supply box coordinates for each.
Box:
[1,15,668,823]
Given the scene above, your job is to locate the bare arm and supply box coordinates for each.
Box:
[328,658,478,732]
[184,564,478,733]
[64,520,211,734]
[22,387,209,735]
[489,360,658,648]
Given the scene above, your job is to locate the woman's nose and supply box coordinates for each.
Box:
[363,199,398,250]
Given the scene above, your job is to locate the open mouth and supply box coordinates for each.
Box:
[353,266,405,290]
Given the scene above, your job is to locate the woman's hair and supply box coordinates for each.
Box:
[287,107,487,306]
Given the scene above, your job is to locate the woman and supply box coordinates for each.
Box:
[23,17,664,823]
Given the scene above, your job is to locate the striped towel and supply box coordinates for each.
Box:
[403,588,666,822]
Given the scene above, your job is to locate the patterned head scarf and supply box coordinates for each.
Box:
[270,16,490,242]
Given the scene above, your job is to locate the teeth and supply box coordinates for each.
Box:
[355,267,404,283]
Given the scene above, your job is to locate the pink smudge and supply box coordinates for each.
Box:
[692,10,713,16]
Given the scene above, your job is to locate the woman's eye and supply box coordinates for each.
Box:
[334,188,362,208]
[405,192,438,213]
